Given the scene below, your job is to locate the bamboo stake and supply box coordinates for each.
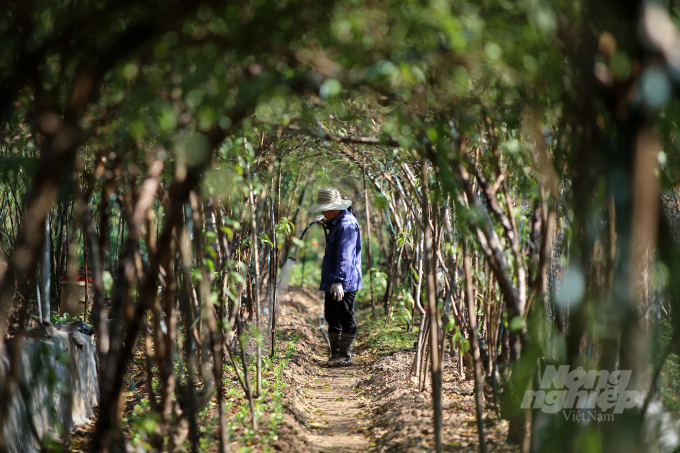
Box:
[382,235,398,311]
[271,158,279,358]
[410,233,426,377]
[247,164,262,398]
[363,170,377,319]
[384,240,406,327]
[142,312,158,413]
[419,335,431,392]
[236,311,259,431]
[411,313,427,377]
[418,321,430,390]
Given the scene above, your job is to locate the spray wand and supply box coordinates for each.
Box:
[276,216,326,290]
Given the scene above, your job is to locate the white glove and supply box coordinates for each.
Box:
[331,283,344,301]
[315,215,327,224]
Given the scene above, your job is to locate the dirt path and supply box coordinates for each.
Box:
[301,366,368,452]
[277,286,369,452]
[276,286,519,453]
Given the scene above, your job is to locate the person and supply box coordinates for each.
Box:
[308,187,362,367]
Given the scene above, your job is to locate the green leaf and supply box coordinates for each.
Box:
[258,233,273,247]
[460,338,470,354]
[103,271,114,292]
[229,271,245,284]
[320,78,342,99]
[445,316,455,333]
[509,316,525,333]
[373,192,390,209]
[220,226,234,240]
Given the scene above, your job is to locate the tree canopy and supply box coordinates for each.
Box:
[2,0,680,452]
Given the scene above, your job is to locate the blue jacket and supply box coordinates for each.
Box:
[319,210,363,292]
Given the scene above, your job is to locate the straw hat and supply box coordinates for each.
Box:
[308,187,352,213]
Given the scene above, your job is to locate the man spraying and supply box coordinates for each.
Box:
[308,187,362,367]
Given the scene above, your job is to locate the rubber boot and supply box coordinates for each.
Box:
[337,334,355,366]
[327,331,341,367]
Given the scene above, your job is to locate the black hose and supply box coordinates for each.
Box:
[290,220,323,258]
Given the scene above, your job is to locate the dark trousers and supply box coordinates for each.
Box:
[324,290,357,334]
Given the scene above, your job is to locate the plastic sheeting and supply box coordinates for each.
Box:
[0,325,99,452]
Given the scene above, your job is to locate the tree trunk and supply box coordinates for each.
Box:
[422,158,442,453]
[464,242,487,453]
